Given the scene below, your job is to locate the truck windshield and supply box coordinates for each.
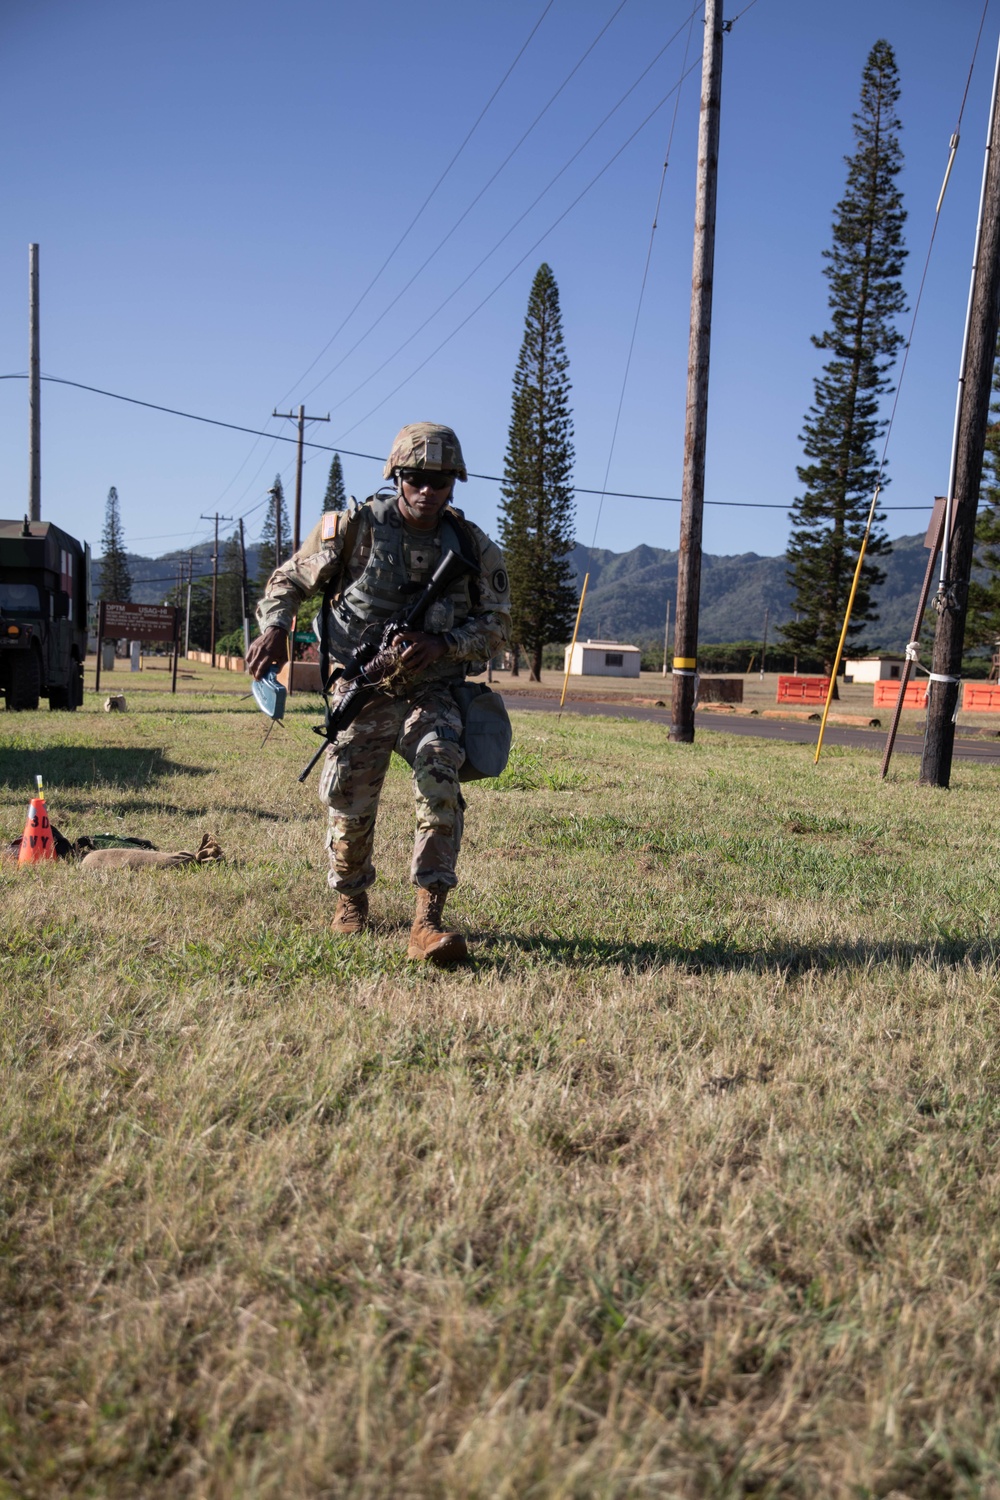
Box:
[0,583,41,613]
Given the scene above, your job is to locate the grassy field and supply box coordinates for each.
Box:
[4,664,1000,1498]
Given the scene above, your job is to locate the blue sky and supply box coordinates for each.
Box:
[1,0,997,566]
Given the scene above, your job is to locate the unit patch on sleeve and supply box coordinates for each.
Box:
[492,568,508,594]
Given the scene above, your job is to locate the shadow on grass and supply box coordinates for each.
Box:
[47,796,285,821]
[0,747,212,790]
[476,931,999,976]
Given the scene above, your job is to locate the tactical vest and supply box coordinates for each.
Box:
[324,495,478,677]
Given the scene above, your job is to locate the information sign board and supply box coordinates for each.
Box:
[99,602,178,641]
[95,602,180,693]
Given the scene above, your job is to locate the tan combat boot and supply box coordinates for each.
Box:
[407,886,468,965]
[331,891,369,935]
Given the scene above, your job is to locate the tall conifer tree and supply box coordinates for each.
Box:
[256,475,290,597]
[499,263,578,681]
[100,485,132,602]
[323,453,347,513]
[782,40,907,673]
[217,531,244,638]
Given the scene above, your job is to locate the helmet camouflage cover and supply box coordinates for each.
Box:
[383,422,468,481]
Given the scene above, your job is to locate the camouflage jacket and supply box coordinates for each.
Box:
[256,494,511,678]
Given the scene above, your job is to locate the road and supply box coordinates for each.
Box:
[511,695,1000,764]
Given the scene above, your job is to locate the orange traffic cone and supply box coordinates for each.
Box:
[18,777,56,864]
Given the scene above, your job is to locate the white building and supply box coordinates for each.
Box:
[564,639,642,678]
[844,655,906,683]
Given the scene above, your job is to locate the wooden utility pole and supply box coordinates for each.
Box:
[921,34,1000,788]
[238,518,250,656]
[272,405,330,553]
[200,512,233,668]
[671,0,724,743]
[184,553,193,657]
[28,244,40,523]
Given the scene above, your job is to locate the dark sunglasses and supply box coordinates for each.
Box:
[398,469,456,491]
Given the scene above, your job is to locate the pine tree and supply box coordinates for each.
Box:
[499,263,578,681]
[100,485,132,603]
[323,453,347,513]
[966,337,1000,654]
[256,475,290,597]
[217,531,244,639]
[782,39,907,676]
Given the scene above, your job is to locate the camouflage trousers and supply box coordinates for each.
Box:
[317,681,465,895]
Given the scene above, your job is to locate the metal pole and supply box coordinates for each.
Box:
[95,602,104,693]
[670,0,724,743]
[880,500,947,779]
[922,32,1000,787]
[28,244,40,523]
[171,615,179,694]
[559,573,590,712]
[661,598,671,676]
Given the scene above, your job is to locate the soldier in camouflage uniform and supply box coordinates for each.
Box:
[247,423,510,964]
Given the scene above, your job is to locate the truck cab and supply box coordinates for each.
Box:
[0,517,90,711]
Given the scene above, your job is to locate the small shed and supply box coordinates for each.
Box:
[564,639,641,678]
[844,655,906,683]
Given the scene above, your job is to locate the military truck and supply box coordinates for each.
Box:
[0,517,90,711]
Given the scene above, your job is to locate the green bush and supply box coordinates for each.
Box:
[215,628,251,658]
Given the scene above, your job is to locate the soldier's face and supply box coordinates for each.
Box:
[398,474,454,530]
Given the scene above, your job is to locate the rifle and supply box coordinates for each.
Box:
[298,547,476,784]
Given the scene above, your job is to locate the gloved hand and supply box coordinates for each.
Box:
[394,630,448,675]
[246,626,288,681]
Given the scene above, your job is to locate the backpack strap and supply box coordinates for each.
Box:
[319,502,367,693]
[444,507,482,608]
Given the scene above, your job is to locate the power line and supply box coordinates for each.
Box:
[319,18,703,425]
[275,0,558,406]
[298,0,642,405]
[0,370,931,509]
[592,3,699,548]
[330,56,706,440]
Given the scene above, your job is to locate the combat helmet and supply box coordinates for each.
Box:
[383,422,468,482]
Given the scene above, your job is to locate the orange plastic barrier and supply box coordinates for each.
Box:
[873,680,926,709]
[776,676,830,704]
[962,682,1000,712]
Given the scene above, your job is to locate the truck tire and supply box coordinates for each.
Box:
[7,651,41,711]
[49,660,83,711]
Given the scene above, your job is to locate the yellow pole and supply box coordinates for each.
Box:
[559,573,590,712]
[814,486,881,763]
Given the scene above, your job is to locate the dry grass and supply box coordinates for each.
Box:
[3,674,1000,1497]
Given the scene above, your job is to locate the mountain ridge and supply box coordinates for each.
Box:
[97,532,935,652]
